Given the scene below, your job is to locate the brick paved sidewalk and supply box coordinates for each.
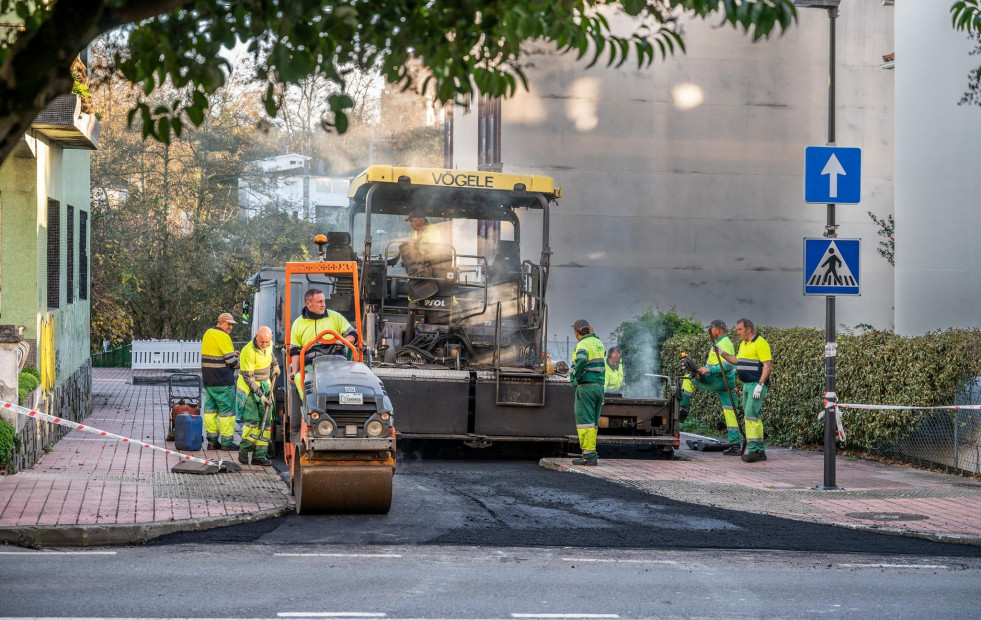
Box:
[0,368,291,546]
[542,438,981,546]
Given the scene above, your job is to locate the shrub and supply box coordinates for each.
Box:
[0,419,19,470]
[18,369,40,406]
[661,327,981,451]
[22,366,40,381]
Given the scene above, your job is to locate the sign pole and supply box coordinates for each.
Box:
[820,5,841,491]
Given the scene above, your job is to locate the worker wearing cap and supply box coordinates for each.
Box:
[407,209,441,244]
[570,319,605,466]
[680,319,742,455]
[237,326,279,466]
[717,318,772,463]
[288,288,358,436]
[201,313,240,450]
[604,346,625,393]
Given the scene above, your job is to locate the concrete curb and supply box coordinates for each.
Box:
[538,458,981,548]
[0,505,292,548]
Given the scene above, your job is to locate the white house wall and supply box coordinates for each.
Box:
[455,5,895,340]
[894,4,981,334]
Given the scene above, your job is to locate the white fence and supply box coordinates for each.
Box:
[131,340,202,370]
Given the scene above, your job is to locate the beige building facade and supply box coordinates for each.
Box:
[451,5,895,341]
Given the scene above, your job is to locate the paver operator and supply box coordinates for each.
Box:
[681,319,743,455]
[717,318,772,463]
[288,288,357,437]
[236,326,280,466]
[570,319,606,467]
[201,312,240,450]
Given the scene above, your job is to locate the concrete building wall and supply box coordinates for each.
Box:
[894,4,981,334]
[455,6,895,341]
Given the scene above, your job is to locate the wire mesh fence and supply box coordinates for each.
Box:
[857,377,981,475]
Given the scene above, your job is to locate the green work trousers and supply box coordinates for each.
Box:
[681,374,742,445]
[238,381,272,459]
[203,385,236,447]
[574,383,605,462]
[742,382,767,453]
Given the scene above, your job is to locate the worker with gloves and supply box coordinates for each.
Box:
[201,312,240,451]
[680,319,743,455]
[288,288,357,438]
[717,318,772,463]
[604,346,625,393]
[237,326,280,466]
[570,319,606,466]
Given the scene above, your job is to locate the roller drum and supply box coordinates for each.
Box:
[295,462,394,515]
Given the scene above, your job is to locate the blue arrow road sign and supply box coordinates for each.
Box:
[804,238,860,296]
[804,146,861,204]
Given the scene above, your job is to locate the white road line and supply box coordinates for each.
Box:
[837,563,947,569]
[560,558,676,565]
[0,551,117,555]
[277,614,387,618]
[274,553,402,558]
[511,615,620,619]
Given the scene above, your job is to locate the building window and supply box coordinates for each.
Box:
[66,205,74,304]
[79,211,88,300]
[47,198,60,309]
[478,95,501,171]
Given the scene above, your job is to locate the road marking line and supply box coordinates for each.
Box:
[837,563,947,569]
[561,558,676,565]
[274,553,402,558]
[0,551,117,555]
[277,614,388,618]
[511,615,620,618]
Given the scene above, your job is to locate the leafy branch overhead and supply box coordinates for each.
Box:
[0,0,796,163]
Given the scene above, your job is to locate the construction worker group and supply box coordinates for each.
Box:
[200,313,280,466]
[572,316,770,466]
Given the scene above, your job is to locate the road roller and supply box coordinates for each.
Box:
[284,258,396,514]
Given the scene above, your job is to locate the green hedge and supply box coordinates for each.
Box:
[661,327,981,450]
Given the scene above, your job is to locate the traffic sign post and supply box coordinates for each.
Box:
[796,0,850,491]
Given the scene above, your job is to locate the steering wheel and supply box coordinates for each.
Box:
[298,329,361,386]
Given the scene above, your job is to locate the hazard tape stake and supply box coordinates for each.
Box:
[1,400,220,467]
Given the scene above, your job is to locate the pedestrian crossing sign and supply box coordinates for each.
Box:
[803,238,860,296]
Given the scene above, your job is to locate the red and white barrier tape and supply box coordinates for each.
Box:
[825,402,981,411]
[1,400,219,467]
[817,398,981,442]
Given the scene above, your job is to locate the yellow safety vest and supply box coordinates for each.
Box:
[572,334,606,386]
[604,360,624,391]
[201,327,237,387]
[236,339,278,396]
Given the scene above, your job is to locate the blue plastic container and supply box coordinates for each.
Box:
[175,413,203,451]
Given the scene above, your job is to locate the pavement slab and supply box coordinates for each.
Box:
[540,439,981,546]
[0,367,291,547]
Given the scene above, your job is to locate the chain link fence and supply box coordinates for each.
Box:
[860,376,981,474]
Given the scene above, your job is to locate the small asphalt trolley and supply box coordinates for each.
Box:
[166,372,203,442]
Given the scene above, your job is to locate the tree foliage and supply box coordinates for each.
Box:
[611,307,703,392]
[0,0,798,164]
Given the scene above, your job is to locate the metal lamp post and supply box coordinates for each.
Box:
[795,0,842,491]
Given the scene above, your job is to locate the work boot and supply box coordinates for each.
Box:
[207,439,221,451]
[253,456,272,466]
[721,445,742,456]
[678,408,689,423]
[571,458,598,467]
[741,451,767,463]
[238,451,251,465]
[221,442,240,451]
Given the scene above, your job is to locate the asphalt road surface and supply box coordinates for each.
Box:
[2,458,979,619]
